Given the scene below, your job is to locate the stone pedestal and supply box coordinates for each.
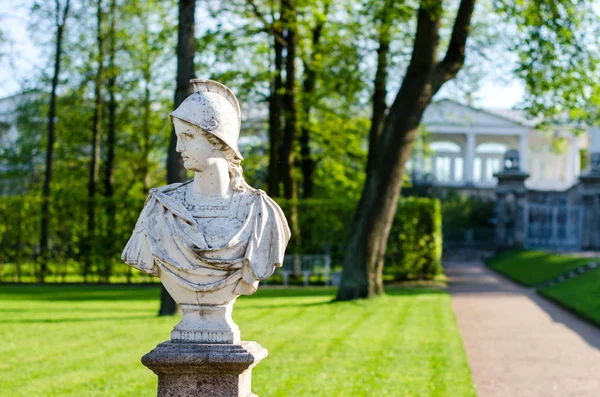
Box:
[171,304,240,344]
[142,341,267,397]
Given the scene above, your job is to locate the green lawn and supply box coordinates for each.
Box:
[486,250,593,286]
[540,267,600,327]
[0,285,475,397]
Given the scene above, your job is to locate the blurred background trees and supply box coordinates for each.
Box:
[0,0,597,301]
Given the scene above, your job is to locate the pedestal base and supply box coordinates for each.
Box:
[171,304,240,344]
[142,341,267,397]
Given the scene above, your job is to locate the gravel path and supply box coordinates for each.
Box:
[446,261,600,397]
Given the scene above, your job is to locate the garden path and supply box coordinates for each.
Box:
[446,260,600,397]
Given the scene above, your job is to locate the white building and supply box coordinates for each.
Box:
[411,100,587,191]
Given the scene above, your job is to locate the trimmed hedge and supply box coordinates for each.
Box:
[0,193,442,282]
[385,198,443,280]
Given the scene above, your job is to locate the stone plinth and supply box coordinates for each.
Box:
[494,169,529,250]
[142,341,267,397]
[170,304,240,344]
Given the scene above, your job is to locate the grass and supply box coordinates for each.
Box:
[486,249,600,328]
[0,284,475,397]
[539,267,600,327]
[486,250,593,286]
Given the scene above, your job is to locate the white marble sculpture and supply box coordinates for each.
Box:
[122,79,290,344]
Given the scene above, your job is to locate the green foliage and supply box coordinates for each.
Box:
[278,196,443,280]
[0,194,443,283]
[497,0,600,127]
[385,197,443,281]
[0,284,476,396]
[441,192,495,229]
[486,250,591,287]
[0,193,149,283]
[580,148,588,171]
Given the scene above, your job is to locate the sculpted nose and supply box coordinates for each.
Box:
[176,135,184,153]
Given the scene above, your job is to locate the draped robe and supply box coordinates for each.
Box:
[121,182,290,295]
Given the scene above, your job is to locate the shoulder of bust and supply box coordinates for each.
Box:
[150,180,192,196]
[234,189,259,220]
[253,189,281,205]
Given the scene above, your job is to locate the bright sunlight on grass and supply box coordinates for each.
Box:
[486,250,592,286]
[0,285,474,397]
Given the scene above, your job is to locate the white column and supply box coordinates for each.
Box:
[464,133,476,183]
[519,133,528,171]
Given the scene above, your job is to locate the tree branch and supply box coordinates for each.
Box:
[247,0,287,45]
[433,0,476,89]
[405,1,443,76]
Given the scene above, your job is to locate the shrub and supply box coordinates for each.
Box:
[0,194,442,283]
[385,198,443,280]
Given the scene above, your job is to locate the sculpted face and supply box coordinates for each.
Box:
[173,118,225,172]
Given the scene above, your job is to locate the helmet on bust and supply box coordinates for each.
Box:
[170,79,244,160]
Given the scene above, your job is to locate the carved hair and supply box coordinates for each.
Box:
[202,132,247,192]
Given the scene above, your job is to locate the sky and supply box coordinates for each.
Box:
[0,0,525,109]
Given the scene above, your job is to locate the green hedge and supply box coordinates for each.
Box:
[385,198,443,280]
[0,193,442,283]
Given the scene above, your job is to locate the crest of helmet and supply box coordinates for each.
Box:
[170,79,243,160]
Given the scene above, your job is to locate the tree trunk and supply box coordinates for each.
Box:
[142,12,152,191]
[299,12,326,199]
[40,0,70,284]
[16,207,22,282]
[279,0,302,256]
[365,18,391,174]
[142,78,151,190]
[103,0,117,283]
[161,0,196,316]
[158,283,179,316]
[267,31,284,197]
[336,0,476,300]
[85,0,105,283]
[166,0,195,185]
[280,0,298,200]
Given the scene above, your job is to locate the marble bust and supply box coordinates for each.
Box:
[122,79,290,344]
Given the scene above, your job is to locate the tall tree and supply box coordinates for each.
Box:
[268,22,284,197]
[247,0,289,197]
[337,0,476,300]
[365,0,393,174]
[84,0,106,283]
[160,0,196,316]
[40,0,71,283]
[280,0,298,200]
[102,0,117,282]
[299,2,329,198]
[166,0,195,185]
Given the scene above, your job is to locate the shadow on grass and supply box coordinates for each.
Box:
[0,284,446,325]
[0,315,154,324]
[0,284,162,301]
[241,286,446,309]
[0,307,156,313]
[0,283,446,306]
[385,287,446,296]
